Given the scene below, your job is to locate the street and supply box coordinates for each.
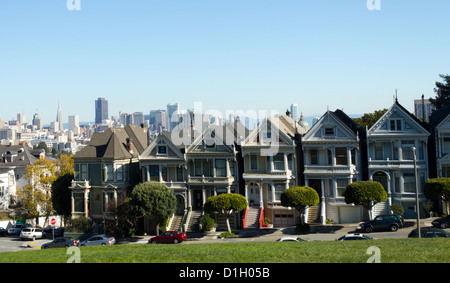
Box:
[0,219,447,253]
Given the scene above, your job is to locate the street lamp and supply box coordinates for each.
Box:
[412,147,421,238]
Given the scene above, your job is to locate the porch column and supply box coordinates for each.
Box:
[187,188,192,210]
[320,178,326,224]
[283,154,288,171]
[259,183,264,208]
[244,183,249,207]
[227,185,231,194]
[386,174,392,212]
[84,190,89,217]
[226,159,231,177]
[347,147,352,166]
[202,186,206,206]
[71,191,75,216]
[158,165,163,182]
[146,165,150,182]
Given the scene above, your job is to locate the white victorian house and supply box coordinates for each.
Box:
[367,100,429,219]
[302,109,366,224]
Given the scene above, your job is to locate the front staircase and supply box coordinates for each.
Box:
[307,204,321,224]
[169,214,184,232]
[244,206,260,229]
[187,209,203,232]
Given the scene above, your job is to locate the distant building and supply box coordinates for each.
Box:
[95,97,109,124]
[414,96,435,122]
[166,103,179,131]
[290,104,298,121]
[56,101,63,132]
[32,113,43,130]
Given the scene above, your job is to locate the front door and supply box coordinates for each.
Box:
[308,179,322,200]
[194,190,203,209]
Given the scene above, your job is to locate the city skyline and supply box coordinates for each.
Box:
[1,1,449,124]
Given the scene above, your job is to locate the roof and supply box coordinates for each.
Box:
[0,144,38,168]
[73,124,148,160]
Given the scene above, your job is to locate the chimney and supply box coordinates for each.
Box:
[126,138,134,154]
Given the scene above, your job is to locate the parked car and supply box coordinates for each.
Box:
[277,236,307,242]
[431,216,450,229]
[336,233,374,241]
[79,235,116,246]
[41,237,80,249]
[148,231,187,244]
[7,223,32,235]
[43,226,65,238]
[408,227,450,238]
[20,227,46,241]
[0,227,6,236]
[360,214,404,233]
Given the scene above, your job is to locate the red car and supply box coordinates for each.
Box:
[148,231,187,244]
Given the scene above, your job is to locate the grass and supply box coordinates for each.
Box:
[1,238,449,263]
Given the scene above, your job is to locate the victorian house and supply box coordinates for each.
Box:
[367,100,429,219]
[70,124,148,228]
[241,113,306,228]
[302,109,367,224]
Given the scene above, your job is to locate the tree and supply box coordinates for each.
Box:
[203,193,247,233]
[280,186,320,225]
[129,182,176,236]
[18,158,58,225]
[353,109,388,130]
[343,181,387,220]
[430,74,450,110]
[51,154,75,226]
[424,178,450,215]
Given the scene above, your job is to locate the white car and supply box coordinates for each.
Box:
[336,233,374,241]
[277,236,307,242]
[7,224,32,235]
[20,227,46,241]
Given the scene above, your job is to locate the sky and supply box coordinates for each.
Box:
[0,0,449,125]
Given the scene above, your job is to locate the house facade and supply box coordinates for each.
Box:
[241,114,306,228]
[302,109,367,224]
[69,124,148,228]
[367,100,429,219]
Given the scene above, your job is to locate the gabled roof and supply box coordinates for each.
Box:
[186,125,236,154]
[74,124,147,160]
[140,131,185,160]
[368,100,429,137]
[303,110,359,142]
[243,114,305,147]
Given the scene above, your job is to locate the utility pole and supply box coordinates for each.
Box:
[412,147,421,238]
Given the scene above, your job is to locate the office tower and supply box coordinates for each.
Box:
[32,113,43,130]
[56,101,63,132]
[290,104,298,121]
[17,113,26,125]
[414,95,435,122]
[149,110,166,133]
[68,115,80,135]
[166,103,179,131]
[95,97,109,124]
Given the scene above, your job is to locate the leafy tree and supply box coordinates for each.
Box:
[51,173,73,226]
[430,74,450,110]
[424,178,450,215]
[344,181,387,219]
[280,186,320,225]
[204,193,247,233]
[353,109,388,130]
[129,182,176,236]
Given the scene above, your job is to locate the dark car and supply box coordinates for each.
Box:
[0,227,6,236]
[43,226,65,238]
[360,214,404,233]
[431,216,450,229]
[408,227,450,238]
[41,237,80,249]
[148,231,187,244]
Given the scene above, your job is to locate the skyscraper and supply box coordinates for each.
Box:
[56,101,63,132]
[166,103,179,131]
[95,97,108,124]
[290,104,298,121]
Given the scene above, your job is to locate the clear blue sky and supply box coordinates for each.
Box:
[0,0,449,124]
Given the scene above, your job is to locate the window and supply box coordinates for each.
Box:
[158,146,167,154]
[149,165,159,181]
[403,173,416,193]
[273,154,285,171]
[116,164,123,181]
[250,154,258,171]
[215,159,226,177]
[195,160,202,176]
[106,164,114,181]
[324,127,335,136]
[374,142,383,160]
[336,179,348,197]
[335,147,348,165]
[161,166,167,181]
[274,183,285,201]
[177,167,184,181]
[443,137,450,153]
[80,164,88,180]
[390,119,402,131]
[401,141,414,160]
[310,149,318,165]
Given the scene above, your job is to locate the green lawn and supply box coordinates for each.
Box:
[1,238,449,263]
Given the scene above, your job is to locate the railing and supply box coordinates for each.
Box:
[242,207,248,229]
[188,176,235,183]
[258,207,264,229]
[304,165,355,173]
